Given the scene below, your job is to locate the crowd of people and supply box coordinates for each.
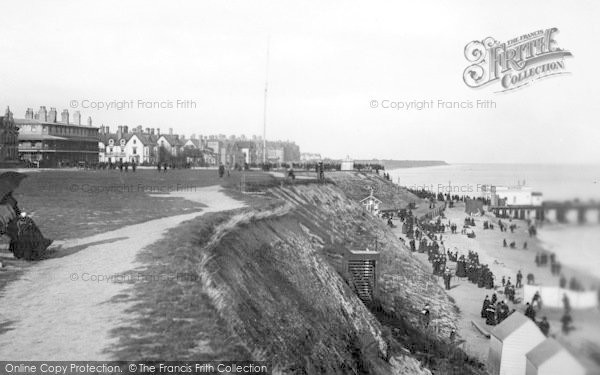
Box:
[390,187,591,344]
[481,293,513,326]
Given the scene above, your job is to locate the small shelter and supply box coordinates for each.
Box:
[341,156,354,171]
[488,312,546,375]
[360,188,382,214]
[525,338,585,375]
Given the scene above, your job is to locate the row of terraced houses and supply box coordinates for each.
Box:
[0,105,301,168]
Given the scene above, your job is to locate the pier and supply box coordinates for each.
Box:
[489,201,600,224]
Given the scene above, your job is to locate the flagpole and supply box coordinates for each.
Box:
[262,36,270,165]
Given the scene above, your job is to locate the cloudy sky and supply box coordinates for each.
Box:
[1,0,599,163]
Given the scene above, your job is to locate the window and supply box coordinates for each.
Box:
[109,147,113,153]
[133,147,137,155]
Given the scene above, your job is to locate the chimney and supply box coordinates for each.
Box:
[61,109,69,124]
[38,106,48,122]
[73,111,81,125]
[123,125,128,133]
[117,126,123,139]
[48,107,57,123]
[191,134,196,139]
[145,127,150,134]
[137,125,142,132]
[87,116,92,127]
[150,128,155,135]
[156,128,160,136]
[169,128,173,135]
[25,108,34,120]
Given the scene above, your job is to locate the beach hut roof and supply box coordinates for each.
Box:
[526,338,564,367]
[490,312,530,341]
[360,195,382,204]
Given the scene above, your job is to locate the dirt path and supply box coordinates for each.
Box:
[0,185,244,360]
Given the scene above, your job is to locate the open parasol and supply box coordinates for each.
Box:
[0,171,28,201]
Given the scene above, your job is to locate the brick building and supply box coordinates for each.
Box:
[0,107,19,165]
[16,106,99,167]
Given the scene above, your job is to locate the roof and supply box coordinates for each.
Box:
[100,132,160,145]
[360,195,382,204]
[99,132,133,144]
[490,311,530,341]
[526,338,564,366]
[15,118,98,129]
[129,133,158,145]
[235,141,256,149]
[158,134,184,146]
[185,139,202,148]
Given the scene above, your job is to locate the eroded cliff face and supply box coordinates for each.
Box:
[195,180,460,373]
[191,200,431,374]
[268,183,458,336]
[113,176,461,374]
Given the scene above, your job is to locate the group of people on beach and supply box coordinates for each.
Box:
[481,293,514,326]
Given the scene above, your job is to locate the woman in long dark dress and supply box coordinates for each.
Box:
[10,213,53,260]
[1,193,52,260]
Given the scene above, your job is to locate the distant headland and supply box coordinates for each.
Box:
[354,159,449,169]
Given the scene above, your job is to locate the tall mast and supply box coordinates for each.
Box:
[262,37,270,164]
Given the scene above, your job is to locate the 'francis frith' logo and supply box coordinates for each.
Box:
[463,28,573,92]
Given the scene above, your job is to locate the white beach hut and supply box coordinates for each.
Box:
[525,338,586,375]
[488,312,546,375]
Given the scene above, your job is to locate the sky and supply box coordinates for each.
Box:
[1,0,600,164]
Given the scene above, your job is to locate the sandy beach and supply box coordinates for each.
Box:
[392,201,600,374]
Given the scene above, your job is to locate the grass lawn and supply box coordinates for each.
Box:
[10,168,274,241]
[0,168,275,294]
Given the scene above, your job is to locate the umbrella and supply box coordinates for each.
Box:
[0,171,28,201]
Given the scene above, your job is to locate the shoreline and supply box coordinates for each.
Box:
[391,201,600,373]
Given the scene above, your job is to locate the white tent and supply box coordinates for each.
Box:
[525,338,586,375]
[488,312,546,375]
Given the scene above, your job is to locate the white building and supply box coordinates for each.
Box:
[481,184,543,206]
[525,338,586,375]
[488,312,546,375]
[301,152,322,161]
[341,157,354,171]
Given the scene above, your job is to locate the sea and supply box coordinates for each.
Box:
[388,163,600,280]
